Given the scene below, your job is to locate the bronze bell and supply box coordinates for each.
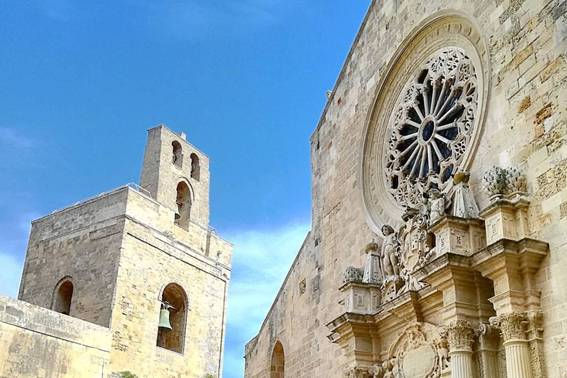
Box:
[158,302,175,330]
[158,308,172,330]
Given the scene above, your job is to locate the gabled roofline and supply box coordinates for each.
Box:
[310,0,377,141]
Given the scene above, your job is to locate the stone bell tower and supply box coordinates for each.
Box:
[16,124,232,378]
[140,124,210,229]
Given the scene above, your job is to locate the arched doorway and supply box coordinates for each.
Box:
[270,341,285,378]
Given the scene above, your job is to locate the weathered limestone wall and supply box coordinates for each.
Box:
[107,189,231,378]
[0,295,111,378]
[245,0,567,376]
[18,188,128,327]
[124,187,232,266]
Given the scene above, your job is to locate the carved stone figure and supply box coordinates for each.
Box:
[450,172,479,219]
[428,188,447,225]
[435,333,450,371]
[380,225,400,282]
[399,267,425,292]
[362,242,382,284]
[370,364,384,378]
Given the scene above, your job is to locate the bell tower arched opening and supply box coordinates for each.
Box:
[174,181,191,229]
[156,283,188,354]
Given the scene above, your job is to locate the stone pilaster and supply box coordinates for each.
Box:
[491,313,533,378]
[526,311,545,378]
[446,320,475,378]
[476,324,500,378]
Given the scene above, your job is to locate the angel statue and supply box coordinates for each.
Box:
[450,171,480,219]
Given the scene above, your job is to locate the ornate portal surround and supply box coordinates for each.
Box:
[361,12,490,231]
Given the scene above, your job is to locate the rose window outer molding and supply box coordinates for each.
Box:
[361,12,490,231]
[384,47,478,209]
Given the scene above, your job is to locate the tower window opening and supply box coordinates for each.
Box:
[156,283,188,353]
[175,181,191,229]
[190,153,200,181]
[52,278,74,315]
[172,141,183,168]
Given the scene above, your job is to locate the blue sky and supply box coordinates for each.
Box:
[0,1,369,376]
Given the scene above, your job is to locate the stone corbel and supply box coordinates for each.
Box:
[326,313,380,369]
[415,254,493,323]
[472,238,548,314]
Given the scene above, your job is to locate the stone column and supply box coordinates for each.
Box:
[491,313,533,378]
[446,320,475,378]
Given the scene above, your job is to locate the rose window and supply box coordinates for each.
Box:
[384,48,478,208]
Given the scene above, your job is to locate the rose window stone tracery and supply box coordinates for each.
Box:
[384,48,478,208]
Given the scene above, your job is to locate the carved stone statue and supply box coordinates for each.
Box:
[369,364,384,378]
[428,188,447,225]
[450,172,479,219]
[362,242,382,284]
[435,333,450,371]
[380,225,400,282]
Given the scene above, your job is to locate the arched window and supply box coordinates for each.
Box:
[52,278,74,315]
[190,153,200,180]
[172,141,183,168]
[174,181,191,229]
[271,341,285,378]
[156,283,188,353]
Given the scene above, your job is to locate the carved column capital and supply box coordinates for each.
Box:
[490,312,528,342]
[445,320,475,352]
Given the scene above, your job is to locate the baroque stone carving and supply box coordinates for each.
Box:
[482,166,528,199]
[382,323,447,378]
[384,48,479,210]
[449,172,479,218]
[361,15,489,231]
[428,187,448,225]
[490,312,528,342]
[344,267,364,284]
[445,320,475,351]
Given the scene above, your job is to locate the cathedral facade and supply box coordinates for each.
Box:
[0,125,232,377]
[244,1,567,377]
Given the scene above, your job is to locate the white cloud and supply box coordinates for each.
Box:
[0,127,35,150]
[223,220,310,378]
